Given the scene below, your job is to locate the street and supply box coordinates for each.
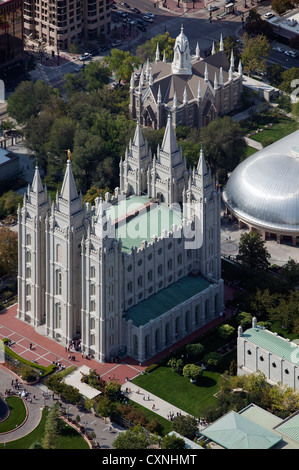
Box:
[27,0,299,93]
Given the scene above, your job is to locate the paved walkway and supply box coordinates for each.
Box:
[0,365,123,447]
[0,284,236,446]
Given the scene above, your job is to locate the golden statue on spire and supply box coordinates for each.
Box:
[65,149,72,161]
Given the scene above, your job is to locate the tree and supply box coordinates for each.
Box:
[200,116,246,179]
[136,32,175,62]
[185,343,204,362]
[7,80,57,125]
[161,434,185,449]
[218,324,235,340]
[167,358,184,374]
[276,94,292,113]
[236,311,253,328]
[172,415,198,440]
[250,288,280,317]
[271,0,292,15]
[0,227,18,276]
[83,186,111,206]
[0,191,23,219]
[103,49,141,83]
[84,61,110,92]
[236,231,271,270]
[280,259,299,286]
[241,33,271,76]
[203,352,222,370]
[183,364,203,382]
[267,63,284,87]
[97,396,116,418]
[280,67,299,93]
[113,424,151,449]
[105,381,121,400]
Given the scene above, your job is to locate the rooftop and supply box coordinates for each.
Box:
[110,196,182,253]
[201,410,282,449]
[124,274,211,327]
[241,327,299,363]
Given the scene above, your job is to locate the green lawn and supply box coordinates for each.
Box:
[243,146,257,159]
[248,119,298,147]
[0,408,89,449]
[0,397,26,433]
[132,366,220,418]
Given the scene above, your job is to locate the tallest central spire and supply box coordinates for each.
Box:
[171,26,192,75]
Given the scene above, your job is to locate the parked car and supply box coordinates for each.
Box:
[120,2,130,8]
[110,4,117,9]
[132,7,141,13]
[111,39,122,47]
[208,5,219,11]
[264,12,274,19]
[99,45,109,51]
[137,24,146,32]
[284,50,296,57]
[137,19,147,26]
[143,15,153,22]
[273,46,283,52]
[79,52,91,61]
[145,11,155,18]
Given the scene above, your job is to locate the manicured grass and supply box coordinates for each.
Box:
[0,408,89,449]
[248,119,298,146]
[0,397,26,433]
[132,366,220,418]
[242,146,257,160]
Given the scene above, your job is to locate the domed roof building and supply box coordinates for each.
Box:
[222,131,299,246]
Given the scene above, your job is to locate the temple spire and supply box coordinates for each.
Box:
[60,158,79,203]
[161,112,178,156]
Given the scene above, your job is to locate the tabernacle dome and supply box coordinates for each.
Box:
[222,131,299,246]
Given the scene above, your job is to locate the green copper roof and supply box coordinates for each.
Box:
[115,199,182,253]
[124,275,211,327]
[274,412,299,443]
[201,410,282,449]
[242,327,298,363]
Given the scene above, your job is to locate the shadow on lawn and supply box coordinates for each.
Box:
[196,375,217,388]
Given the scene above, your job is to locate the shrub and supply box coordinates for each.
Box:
[182,364,203,382]
[167,358,184,375]
[185,343,204,362]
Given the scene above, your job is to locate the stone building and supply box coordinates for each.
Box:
[23,0,111,50]
[237,317,299,392]
[18,117,224,363]
[129,27,243,130]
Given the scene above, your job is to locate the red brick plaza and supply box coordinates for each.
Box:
[0,285,236,385]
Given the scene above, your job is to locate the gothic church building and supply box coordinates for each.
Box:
[18,117,224,363]
[130,27,243,130]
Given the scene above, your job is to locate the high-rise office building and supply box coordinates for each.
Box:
[0,0,23,70]
[23,0,111,50]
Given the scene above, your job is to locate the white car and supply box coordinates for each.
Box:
[145,12,155,18]
[143,15,153,22]
[79,52,91,61]
[273,47,283,52]
[264,12,274,19]
[209,5,219,11]
[285,50,296,57]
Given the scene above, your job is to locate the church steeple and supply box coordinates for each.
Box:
[172,25,192,75]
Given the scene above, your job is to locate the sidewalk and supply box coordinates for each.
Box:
[0,365,123,447]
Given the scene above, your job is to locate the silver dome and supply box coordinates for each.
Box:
[222,131,299,234]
